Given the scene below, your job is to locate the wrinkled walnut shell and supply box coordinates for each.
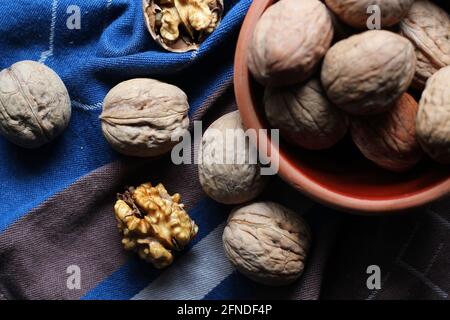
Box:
[100,78,189,157]
[399,0,450,90]
[264,78,349,150]
[321,30,416,115]
[325,0,414,29]
[416,66,450,164]
[114,182,198,269]
[198,111,268,204]
[248,0,333,87]
[0,60,71,148]
[223,202,311,286]
[143,0,224,53]
[351,93,423,172]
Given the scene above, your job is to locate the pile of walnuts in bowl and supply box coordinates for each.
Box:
[249,0,450,172]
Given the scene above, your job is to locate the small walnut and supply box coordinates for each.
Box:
[416,66,450,164]
[264,78,349,150]
[399,0,450,90]
[321,30,416,115]
[223,202,311,286]
[114,182,198,268]
[325,0,414,29]
[248,0,333,87]
[143,0,224,52]
[198,111,268,205]
[100,78,189,157]
[0,60,71,148]
[351,93,423,172]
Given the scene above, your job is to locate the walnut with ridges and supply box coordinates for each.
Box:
[416,66,450,164]
[0,60,71,148]
[248,0,333,87]
[321,30,416,115]
[114,182,198,268]
[223,202,311,286]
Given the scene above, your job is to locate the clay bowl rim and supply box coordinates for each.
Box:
[233,0,450,214]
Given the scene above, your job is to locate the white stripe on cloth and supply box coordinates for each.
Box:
[131,222,234,300]
[39,0,58,63]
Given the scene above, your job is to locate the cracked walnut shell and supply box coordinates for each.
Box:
[248,0,333,87]
[143,0,224,52]
[114,182,198,268]
[223,202,311,286]
[100,78,189,157]
[321,30,416,115]
[0,60,71,148]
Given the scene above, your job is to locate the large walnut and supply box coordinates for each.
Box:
[223,202,311,286]
[264,78,349,150]
[0,60,71,148]
[248,0,333,87]
[114,182,198,269]
[399,0,450,90]
[100,78,189,157]
[198,111,268,204]
[321,30,416,115]
[416,66,450,164]
[325,0,414,29]
[351,93,423,172]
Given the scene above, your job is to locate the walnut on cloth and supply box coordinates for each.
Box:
[114,182,198,268]
[143,0,224,52]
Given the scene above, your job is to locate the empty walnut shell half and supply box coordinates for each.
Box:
[143,0,224,52]
[114,182,198,268]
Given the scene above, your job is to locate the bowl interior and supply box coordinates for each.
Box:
[234,0,450,212]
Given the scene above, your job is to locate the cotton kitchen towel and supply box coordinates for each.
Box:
[0,0,449,300]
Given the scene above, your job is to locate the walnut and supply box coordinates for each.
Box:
[143,0,224,52]
[321,30,416,115]
[351,93,423,172]
[399,0,450,90]
[264,78,349,150]
[416,66,450,164]
[248,0,333,87]
[223,202,311,286]
[100,78,189,157]
[114,182,198,268]
[0,60,71,148]
[325,0,414,29]
[198,111,268,204]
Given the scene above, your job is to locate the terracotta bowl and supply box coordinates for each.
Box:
[234,0,450,214]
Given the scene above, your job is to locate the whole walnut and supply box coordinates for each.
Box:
[0,60,71,148]
[223,202,311,286]
[416,66,450,164]
[321,30,416,115]
[100,78,189,157]
[351,93,423,172]
[399,0,450,90]
[198,111,268,205]
[248,0,333,87]
[264,78,349,150]
[114,182,198,269]
[325,0,414,29]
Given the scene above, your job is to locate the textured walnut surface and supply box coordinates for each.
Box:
[321,30,416,115]
[416,66,450,164]
[264,78,348,150]
[143,0,223,52]
[100,78,189,157]
[248,0,333,86]
[198,111,267,204]
[325,0,414,29]
[0,60,71,148]
[399,0,450,89]
[223,202,311,286]
[351,93,423,172]
[114,182,198,268]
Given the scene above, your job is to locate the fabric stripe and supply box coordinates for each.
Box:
[132,223,234,300]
